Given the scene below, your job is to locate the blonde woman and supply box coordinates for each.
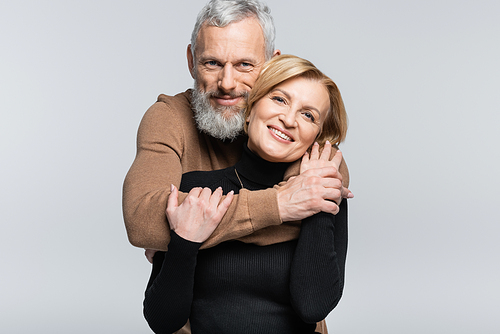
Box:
[144,55,349,334]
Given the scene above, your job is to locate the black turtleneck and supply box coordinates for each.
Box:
[143,144,348,334]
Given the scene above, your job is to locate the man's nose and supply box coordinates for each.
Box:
[218,64,237,92]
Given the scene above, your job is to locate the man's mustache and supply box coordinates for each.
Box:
[206,90,249,99]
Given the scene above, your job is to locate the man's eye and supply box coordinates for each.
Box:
[206,61,218,66]
[241,62,251,67]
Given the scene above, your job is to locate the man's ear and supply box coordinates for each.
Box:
[272,49,281,58]
[187,44,195,79]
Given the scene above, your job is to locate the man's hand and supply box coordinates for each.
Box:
[145,249,156,264]
[166,185,234,243]
[278,141,353,221]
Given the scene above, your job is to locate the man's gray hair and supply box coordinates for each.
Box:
[190,0,276,60]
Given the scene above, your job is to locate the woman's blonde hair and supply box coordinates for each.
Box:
[244,54,347,146]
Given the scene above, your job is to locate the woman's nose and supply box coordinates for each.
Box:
[278,110,298,128]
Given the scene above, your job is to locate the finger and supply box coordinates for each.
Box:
[319,200,340,215]
[210,187,223,206]
[217,190,234,215]
[310,142,320,160]
[300,151,310,173]
[331,149,343,169]
[302,165,341,179]
[341,186,354,199]
[318,177,342,192]
[188,187,203,197]
[301,150,310,164]
[320,140,331,161]
[145,249,156,264]
[320,182,343,205]
[167,184,179,210]
[200,187,213,201]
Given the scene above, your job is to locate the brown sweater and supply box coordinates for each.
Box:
[123,90,349,333]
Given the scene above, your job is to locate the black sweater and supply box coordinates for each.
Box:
[143,144,348,334]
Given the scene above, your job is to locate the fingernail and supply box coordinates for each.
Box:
[170,184,174,192]
[229,190,234,195]
[314,142,319,146]
[326,140,330,145]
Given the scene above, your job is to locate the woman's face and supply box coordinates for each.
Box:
[246,76,330,163]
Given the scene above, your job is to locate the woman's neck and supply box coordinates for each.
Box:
[234,143,292,189]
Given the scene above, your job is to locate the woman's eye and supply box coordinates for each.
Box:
[303,111,315,122]
[272,96,285,104]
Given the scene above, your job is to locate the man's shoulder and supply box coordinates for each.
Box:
[137,89,198,143]
[156,89,192,108]
[152,89,193,117]
[142,89,195,125]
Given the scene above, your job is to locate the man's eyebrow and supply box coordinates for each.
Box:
[197,55,258,65]
[197,55,218,63]
[236,57,258,64]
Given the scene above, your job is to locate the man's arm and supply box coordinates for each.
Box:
[123,94,351,251]
[122,95,312,251]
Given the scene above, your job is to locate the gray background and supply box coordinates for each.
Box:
[1,0,499,333]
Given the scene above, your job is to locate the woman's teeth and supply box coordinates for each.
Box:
[270,127,292,141]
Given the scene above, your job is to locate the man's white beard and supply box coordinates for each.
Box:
[191,85,247,141]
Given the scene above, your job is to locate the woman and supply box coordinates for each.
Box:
[143,55,349,334]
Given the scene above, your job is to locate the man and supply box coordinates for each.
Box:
[123,0,350,332]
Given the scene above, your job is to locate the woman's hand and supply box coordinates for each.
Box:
[300,141,353,200]
[300,141,341,174]
[166,185,234,243]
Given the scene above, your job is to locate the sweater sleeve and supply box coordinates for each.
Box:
[289,200,348,323]
[143,231,201,334]
[123,98,186,250]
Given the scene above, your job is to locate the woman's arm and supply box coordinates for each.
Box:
[143,185,232,333]
[289,141,349,322]
[289,201,348,323]
[143,232,201,333]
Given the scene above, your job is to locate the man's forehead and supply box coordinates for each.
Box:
[195,18,266,61]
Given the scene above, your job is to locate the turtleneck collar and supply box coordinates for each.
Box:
[233,142,292,188]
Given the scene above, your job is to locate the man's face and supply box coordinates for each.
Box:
[188,17,268,118]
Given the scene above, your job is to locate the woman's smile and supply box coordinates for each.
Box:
[268,125,294,142]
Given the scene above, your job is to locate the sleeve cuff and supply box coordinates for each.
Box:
[243,187,282,231]
[168,230,203,255]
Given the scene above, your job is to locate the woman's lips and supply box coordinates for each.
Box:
[268,126,294,142]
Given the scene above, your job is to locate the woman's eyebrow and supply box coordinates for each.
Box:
[271,88,291,100]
